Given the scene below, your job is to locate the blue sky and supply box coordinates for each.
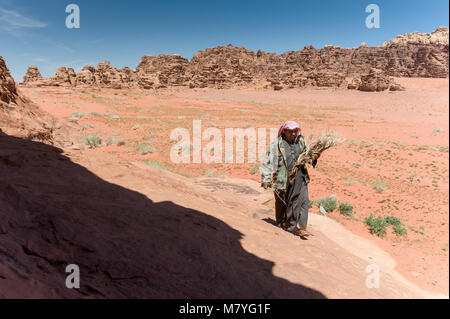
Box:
[1,0,448,81]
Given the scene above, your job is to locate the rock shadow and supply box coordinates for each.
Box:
[0,132,325,298]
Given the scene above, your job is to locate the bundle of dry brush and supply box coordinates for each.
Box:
[289,131,345,185]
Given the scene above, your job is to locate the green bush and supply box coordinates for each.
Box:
[384,216,402,227]
[393,224,407,236]
[84,134,102,148]
[106,137,125,147]
[385,216,407,235]
[339,203,353,216]
[71,111,87,118]
[106,114,120,119]
[146,161,166,170]
[364,214,388,237]
[317,196,338,212]
[365,214,407,237]
[374,182,387,193]
[138,144,156,155]
[308,200,315,209]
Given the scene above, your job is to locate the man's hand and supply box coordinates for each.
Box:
[261,182,271,190]
[312,153,320,168]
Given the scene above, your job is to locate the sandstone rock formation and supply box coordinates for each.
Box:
[136,54,190,88]
[75,65,97,87]
[352,68,405,92]
[0,57,69,142]
[23,66,43,84]
[52,67,77,87]
[0,57,19,105]
[358,68,391,92]
[382,26,449,47]
[186,45,256,88]
[19,27,449,91]
[94,61,125,89]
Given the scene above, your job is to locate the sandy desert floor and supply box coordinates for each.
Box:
[19,77,449,296]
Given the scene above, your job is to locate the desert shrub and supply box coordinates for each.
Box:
[384,216,401,227]
[364,214,388,237]
[205,169,216,177]
[82,123,94,129]
[84,134,102,148]
[71,111,87,118]
[138,144,156,155]
[308,200,315,209]
[374,182,387,193]
[344,178,359,185]
[147,161,166,170]
[393,224,407,236]
[87,112,120,119]
[385,216,407,235]
[317,196,338,212]
[339,203,354,216]
[106,137,125,146]
[365,214,407,237]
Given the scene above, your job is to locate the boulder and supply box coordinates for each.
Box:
[359,68,391,92]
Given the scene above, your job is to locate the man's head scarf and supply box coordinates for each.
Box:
[277,121,301,137]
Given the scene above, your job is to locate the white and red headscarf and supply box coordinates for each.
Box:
[277,121,301,137]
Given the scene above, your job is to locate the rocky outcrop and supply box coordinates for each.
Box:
[74,62,138,89]
[351,68,405,92]
[23,67,77,87]
[268,70,346,90]
[358,68,392,92]
[23,66,43,84]
[136,54,190,88]
[75,65,97,87]
[94,61,126,89]
[1,57,56,141]
[383,26,449,47]
[1,57,19,104]
[20,27,449,90]
[51,67,77,87]
[186,45,257,88]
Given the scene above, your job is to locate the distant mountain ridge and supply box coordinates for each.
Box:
[18,27,449,90]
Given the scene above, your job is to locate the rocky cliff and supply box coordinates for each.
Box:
[1,57,68,142]
[20,27,449,90]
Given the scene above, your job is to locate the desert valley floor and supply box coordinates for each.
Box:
[14,77,449,297]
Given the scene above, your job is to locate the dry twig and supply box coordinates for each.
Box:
[289,131,345,185]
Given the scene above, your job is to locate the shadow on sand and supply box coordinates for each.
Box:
[0,132,326,298]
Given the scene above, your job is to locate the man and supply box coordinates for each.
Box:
[260,121,318,237]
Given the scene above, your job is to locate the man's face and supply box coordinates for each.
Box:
[284,129,298,143]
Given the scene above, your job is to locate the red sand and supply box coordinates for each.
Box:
[19,77,449,296]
